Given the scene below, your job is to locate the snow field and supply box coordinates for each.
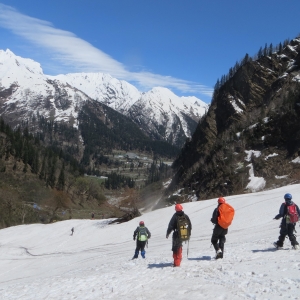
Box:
[0,184,300,299]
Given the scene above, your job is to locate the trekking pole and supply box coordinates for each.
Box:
[187,240,190,258]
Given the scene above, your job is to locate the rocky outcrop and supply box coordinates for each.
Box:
[170,38,300,200]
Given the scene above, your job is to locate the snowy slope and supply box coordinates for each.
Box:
[0,184,300,299]
[0,49,208,145]
[54,73,208,144]
[129,87,207,139]
[0,49,91,126]
[53,72,141,113]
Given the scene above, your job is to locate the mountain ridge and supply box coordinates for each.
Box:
[0,49,208,148]
[169,36,300,200]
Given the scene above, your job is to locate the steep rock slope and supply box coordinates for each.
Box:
[170,37,300,200]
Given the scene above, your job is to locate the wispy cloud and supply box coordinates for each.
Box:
[0,4,213,98]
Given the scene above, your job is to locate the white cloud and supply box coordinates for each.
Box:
[0,4,213,98]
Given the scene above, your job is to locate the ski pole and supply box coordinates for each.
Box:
[187,239,190,258]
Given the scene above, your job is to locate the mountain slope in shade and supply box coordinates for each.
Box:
[171,37,300,198]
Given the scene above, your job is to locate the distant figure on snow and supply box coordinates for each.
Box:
[133,221,151,259]
[91,212,95,220]
[210,197,235,259]
[71,227,74,236]
[273,193,300,250]
[166,204,192,267]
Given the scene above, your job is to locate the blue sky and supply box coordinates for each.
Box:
[0,1,299,103]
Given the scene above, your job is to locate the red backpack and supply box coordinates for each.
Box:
[218,203,235,229]
[286,203,299,223]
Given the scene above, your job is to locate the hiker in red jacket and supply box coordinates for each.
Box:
[166,204,192,267]
[273,193,300,250]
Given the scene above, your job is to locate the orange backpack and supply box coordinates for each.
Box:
[218,202,235,229]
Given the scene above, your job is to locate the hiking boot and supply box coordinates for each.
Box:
[215,249,223,259]
[273,242,282,249]
[292,244,299,250]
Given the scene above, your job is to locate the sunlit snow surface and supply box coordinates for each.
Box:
[1,185,300,299]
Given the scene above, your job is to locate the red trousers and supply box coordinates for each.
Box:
[173,247,182,266]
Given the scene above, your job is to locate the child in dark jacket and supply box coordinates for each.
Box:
[132,221,151,259]
[273,193,300,250]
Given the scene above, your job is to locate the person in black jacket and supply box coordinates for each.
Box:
[166,204,192,267]
[132,221,151,259]
[211,197,228,259]
[273,193,300,250]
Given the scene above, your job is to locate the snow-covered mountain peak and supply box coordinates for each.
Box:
[0,49,208,147]
[140,86,207,123]
[53,72,141,112]
[0,49,44,77]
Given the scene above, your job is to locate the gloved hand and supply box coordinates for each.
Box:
[166,234,169,239]
[133,237,135,241]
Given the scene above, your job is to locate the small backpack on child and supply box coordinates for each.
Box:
[138,227,148,241]
[286,203,299,224]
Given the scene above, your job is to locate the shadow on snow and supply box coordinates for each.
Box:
[252,248,282,253]
[147,262,173,269]
[188,256,212,261]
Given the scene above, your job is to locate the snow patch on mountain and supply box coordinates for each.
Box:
[54,73,208,141]
[0,49,208,145]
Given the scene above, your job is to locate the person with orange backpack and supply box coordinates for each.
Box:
[210,197,235,259]
[166,204,192,267]
[273,193,300,250]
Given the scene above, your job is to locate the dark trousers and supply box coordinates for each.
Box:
[135,240,147,252]
[277,223,298,247]
[133,240,147,258]
[211,224,228,252]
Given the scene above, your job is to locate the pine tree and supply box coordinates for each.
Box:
[263,43,268,56]
[242,53,249,65]
[257,47,263,58]
[57,162,65,191]
[214,79,220,91]
[268,43,273,56]
[32,150,39,174]
[39,155,47,180]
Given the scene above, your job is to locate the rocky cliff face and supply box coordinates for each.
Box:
[170,37,300,200]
